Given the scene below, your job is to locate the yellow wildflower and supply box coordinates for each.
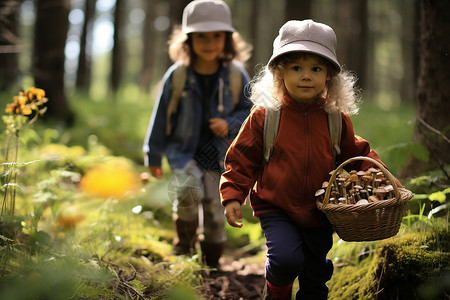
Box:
[21,106,32,115]
[16,94,27,104]
[26,87,46,100]
[4,87,48,116]
[79,159,142,199]
[5,103,14,113]
[166,255,177,262]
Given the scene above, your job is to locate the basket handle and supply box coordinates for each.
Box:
[323,156,400,205]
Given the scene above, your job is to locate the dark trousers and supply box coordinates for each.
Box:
[260,211,334,300]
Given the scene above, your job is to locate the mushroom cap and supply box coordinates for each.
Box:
[349,174,359,182]
[338,173,350,179]
[362,175,373,181]
[321,181,329,188]
[384,185,394,192]
[356,199,369,205]
[315,189,325,197]
[368,195,379,202]
[357,170,366,176]
[373,187,388,194]
[368,167,380,173]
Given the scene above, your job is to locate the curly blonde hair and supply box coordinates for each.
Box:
[168,26,252,66]
[250,52,360,114]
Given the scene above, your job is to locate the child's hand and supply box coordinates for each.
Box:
[224,200,243,228]
[209,118,228,137]
[149,166,163,179]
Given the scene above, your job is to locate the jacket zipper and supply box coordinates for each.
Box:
[304,106,310,201]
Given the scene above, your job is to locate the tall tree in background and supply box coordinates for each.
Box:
[165,0,190,69]
[168,0,191,29]
[246,0,259,77]
[139,0,156,92]
[285,0,312,20]
[33,0,73,123]
[399,0,415,104]
[0,0,21,91]
[402,0,450,179]
[76,0,96,91]
[335,0,368,91]
[111,0,125,93]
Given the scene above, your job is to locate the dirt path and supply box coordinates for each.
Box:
[201,256,266,300]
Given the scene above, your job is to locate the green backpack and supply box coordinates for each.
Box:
[263,106,342,164]
[165,61,243,135]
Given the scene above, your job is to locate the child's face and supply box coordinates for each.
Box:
[282,54,330,104]
[191,31,226,63]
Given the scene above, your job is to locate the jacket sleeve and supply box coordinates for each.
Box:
[220,107,265,206]
[223,66,253,138]
[337,113,386,171]
[142,65,176,167]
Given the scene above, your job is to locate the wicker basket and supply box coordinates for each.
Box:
[316,156,414,242]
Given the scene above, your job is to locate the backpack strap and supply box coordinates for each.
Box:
[166,63,187,135]
[263,108,281,163]
[262,106,342,165]
[228,61,243,107]
[165,61,243,136]
[327,106,342,163]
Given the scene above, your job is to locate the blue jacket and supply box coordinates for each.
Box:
[143,61,252,171]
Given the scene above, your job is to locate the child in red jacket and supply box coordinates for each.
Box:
[220,19,398,299]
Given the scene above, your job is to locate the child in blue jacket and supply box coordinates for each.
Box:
[143,0,252,268]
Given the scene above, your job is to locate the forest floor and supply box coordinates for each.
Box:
[200,255,266,300]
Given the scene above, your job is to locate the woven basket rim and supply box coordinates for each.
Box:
[317,187,414,213]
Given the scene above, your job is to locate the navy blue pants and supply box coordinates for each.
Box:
[260,211,334,300]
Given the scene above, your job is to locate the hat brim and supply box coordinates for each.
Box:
[183,22,235,34]
[268,41,341,72]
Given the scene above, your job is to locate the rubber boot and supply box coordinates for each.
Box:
[262,281,293,300]
[173,219,198,256]
[200,241,224,268]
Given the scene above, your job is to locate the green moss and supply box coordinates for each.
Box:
[329,229,450,300]
[365,231,450,299]
[328,265,373,300]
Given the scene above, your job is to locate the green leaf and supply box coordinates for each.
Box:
[428,191,446,203]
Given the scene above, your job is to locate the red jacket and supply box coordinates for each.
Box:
[220,96,385,228]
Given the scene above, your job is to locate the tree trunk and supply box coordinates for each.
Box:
[139,0,156,92]
[168,0,191,28]
[399,0,416,103]
[165,0,191,69]
[33,0,73,123]
[247,0,259,77]
[285,0,312,21]
[0,0,21,91]
[111,0,125,93]
[76,0,96,91]
[334,0,368,91]
[401,0,450,179]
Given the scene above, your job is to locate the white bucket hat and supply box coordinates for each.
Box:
[268,19,341,72]
[182,0,235,34]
